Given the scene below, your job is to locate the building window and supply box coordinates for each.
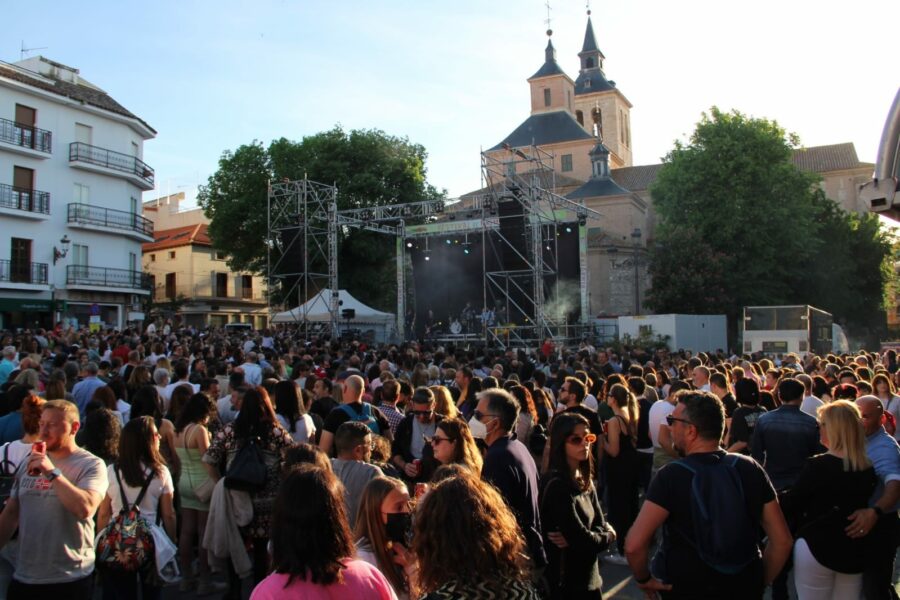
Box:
[575,110,584,126]
[165,273,176,299]
[73,244,89,266]
[543,89,551,107]
[150,254,156,262]
[73,183,89,204]
[168,251,176,259]
[561,154,573,172]
[592,108,602,138]
[75,123,92,145]
[214,251,227,261]
[584,79,592,89]
[215,272,228,297]
[10,238,32,283]
[241,275,253,299]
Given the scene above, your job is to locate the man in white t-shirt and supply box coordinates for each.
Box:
[0,400,108,596]
[239,353,263,388]
[648,390,679,478]
[796,373,823,418]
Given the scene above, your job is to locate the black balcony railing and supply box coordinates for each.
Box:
[0,259,48,285]
[0,183,50,214]
[67,265,151,290]
[0,118,52,153]
[68,203,153,236]
[68,142,154,187]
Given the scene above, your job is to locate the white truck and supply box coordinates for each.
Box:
[742,305,848,355]
[617,314,727,353]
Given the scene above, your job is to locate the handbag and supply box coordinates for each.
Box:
[183,424,215,503]
[96,469,156,572]
[224,437,267,492]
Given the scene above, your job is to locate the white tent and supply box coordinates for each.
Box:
[272,289,396,341]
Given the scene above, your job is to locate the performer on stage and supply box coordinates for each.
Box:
[462,302,476,334]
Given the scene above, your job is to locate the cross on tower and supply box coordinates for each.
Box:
[544,0,553,36]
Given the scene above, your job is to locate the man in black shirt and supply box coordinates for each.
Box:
[309,377,337,422]
[318,374,392,456]
[624,391,792,599]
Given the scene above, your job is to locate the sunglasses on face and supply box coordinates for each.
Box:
[429,435,452,446]
[567,433,597,445]
[473,410,497,421]
[666,415,693,427]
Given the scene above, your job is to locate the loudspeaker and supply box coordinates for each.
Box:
[341,308,356,320]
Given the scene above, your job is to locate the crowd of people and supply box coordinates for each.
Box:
[0,323,897,599]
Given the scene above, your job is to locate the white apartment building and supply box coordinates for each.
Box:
[0,56,155,331]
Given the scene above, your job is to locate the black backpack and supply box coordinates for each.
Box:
[670,453,761,575]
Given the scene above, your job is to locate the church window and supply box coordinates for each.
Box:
[575,110,584,126]
[561,154,573,172]
[592,108,602,137]
[543,89,551,107]
[584,79,592,89]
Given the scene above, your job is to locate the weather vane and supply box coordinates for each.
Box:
[545,0,553,36]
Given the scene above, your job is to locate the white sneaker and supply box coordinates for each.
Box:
[604,552,629,566]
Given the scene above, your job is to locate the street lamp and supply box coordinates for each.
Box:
[53,235,71,264]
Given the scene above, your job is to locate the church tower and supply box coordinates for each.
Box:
[572,12,633,168]
[527,34,575,115]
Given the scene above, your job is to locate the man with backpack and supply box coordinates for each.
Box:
[318,374,392,456]
[0,399,108,598]
[624,391,792,599]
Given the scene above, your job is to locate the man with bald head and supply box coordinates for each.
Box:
[318,373,392,456]
[850,396,900,599]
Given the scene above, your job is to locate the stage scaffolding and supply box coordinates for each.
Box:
[266,145,601,348]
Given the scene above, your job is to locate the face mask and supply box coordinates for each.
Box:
[468,415,489,440]
[384,512,412,545]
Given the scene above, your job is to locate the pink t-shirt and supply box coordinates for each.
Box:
[250,559,398,600]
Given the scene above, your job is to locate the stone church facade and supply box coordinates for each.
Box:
[464,14,874,318]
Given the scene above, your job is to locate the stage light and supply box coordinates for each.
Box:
[424,255,431,261]
[445,239,452,245]
[463,247,470,255]
[406,241,413,248]
[565,226,572,233]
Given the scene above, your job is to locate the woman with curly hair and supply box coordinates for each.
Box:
[429,417,483,476]
[354,477,418,599]
[78,407,121,465]
[413,472,540,599]
[541,413,615,599]
[509,385,537,447]
[250,465,397,599]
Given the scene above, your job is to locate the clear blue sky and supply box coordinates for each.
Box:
[5,0,898,203]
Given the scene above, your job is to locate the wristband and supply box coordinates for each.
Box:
[635,573,652,585]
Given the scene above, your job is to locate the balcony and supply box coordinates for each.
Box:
[68,142,154,190]
[0,118,52,158]
[67,203,153,242]
[0,183,50,220]
[152,283,266,304]
[0,259,49,291]
[66,265,151,293]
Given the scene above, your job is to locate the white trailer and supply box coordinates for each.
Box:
[742,305,835,355]
[617,314,727,353]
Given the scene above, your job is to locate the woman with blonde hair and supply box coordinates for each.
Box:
[600,383,639,565]
[428,385,458,420]
[781,400,877,600]
[412,473,539,598]
[429,417,483,475]
[354,477,418,599]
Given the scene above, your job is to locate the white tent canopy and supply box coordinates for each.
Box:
[272,289,395,337]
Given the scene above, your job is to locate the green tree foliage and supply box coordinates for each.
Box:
[197,127,443,310]
[646,107,891,337]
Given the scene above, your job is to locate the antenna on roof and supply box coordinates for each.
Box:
[20,41,48,60]
[544,0,553,36]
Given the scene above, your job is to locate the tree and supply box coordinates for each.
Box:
[198,127,443,310]
[645,107,891,339]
